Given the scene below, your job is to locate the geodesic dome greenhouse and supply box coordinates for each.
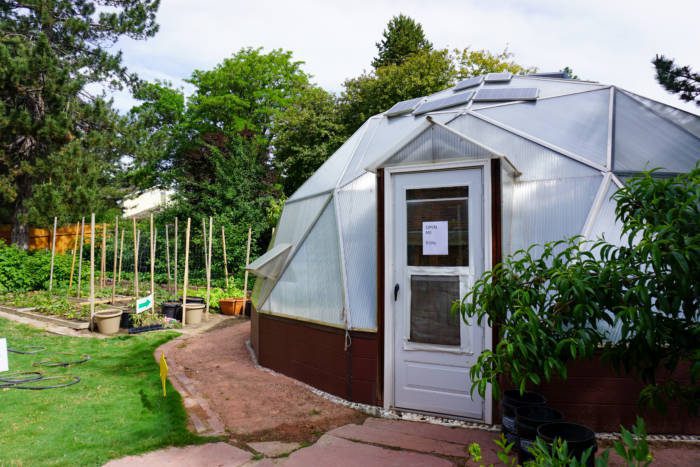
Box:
[250,72,700,333]
[247,72,699,428]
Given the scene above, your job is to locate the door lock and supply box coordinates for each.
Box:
[394,283,400,301]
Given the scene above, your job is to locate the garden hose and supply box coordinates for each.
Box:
[0,371,44,385]
[8,346,46,354]
[4,375,81,390]
[33,353,91,367]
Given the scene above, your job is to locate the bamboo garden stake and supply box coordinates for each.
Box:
[69,222,79,291]
[150,213,155,298]
[174,218,178,298]
[77,217,85,298]
[133,218,139,298]
[118,229,124,284]
[90,213,95,331]
[243,226,252,301]
[206,217,213,319]
[221,226,229,289]
[165,224,171,294]
[100,223,107,288]
[112,217,118,303]
[48,217,58,292]
[182,218,191,326]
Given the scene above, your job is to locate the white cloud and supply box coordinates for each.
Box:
[112,0,699,115]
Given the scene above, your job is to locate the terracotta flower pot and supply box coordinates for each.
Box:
[219,298,245,316]
[94,309,123,335]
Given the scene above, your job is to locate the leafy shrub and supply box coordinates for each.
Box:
[0,241,33,292]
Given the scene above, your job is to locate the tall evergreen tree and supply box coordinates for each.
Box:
[0,0,160,248]
[372,14,432,68]
[653,54,699,106]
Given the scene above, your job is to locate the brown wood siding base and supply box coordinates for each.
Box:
[253,309,379,406]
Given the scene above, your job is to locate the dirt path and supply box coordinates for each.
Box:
[158,319,367,445]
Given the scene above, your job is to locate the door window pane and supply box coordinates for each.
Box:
[406,187,468,266]
[410,275,460,346]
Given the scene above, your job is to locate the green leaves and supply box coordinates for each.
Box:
[461,166,700,413]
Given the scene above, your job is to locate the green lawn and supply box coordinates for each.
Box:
[0,318,209,466]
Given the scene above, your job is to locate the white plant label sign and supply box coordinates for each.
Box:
[0,338,8,373]
[136,294,154,314]
[422,221,449,255]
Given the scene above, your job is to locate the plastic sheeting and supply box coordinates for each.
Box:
[613,90,700,173]
[274,193,329,247]
[509,176,602,252]
[383,124,494,167]
[246,243,292,280]
[449,114,599,181]
[475,89,610,167]
[336,173,378,330]
[620,89,700,138]
[266,199,345,326]
[586,182,625,246]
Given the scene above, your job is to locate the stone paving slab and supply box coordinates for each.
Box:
[248,441,301,458]
[265,434,453,467]
[363,417,495,445]
[103,442,251,467]
[328,423,468,458]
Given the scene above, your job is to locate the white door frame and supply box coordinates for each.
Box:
[382,159,494,424]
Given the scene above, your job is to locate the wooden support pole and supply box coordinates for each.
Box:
[117,229,124,284]
[182,218,191,326]
[112,217,118,303]
[69,222,79,291]
[174,218,178,298]
[150,213,155,298]
[77,217,85,298]
[165,224,172,294]
[202,217,208,276]
[49,216,58,292]
[90,213,95,331]
[133,218,139,298]
[206,217,213,319]
[243,226,252,300]
[221,226,229,289]
[100,223,107,288]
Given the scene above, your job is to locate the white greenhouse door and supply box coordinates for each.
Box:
[392,168,485,420]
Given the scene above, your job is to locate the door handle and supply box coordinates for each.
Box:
[394,283,400,301]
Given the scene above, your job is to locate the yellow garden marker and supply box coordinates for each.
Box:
[159,351,168,397]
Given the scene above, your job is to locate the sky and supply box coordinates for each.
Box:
[112,0,699,115]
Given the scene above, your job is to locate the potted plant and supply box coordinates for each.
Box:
[128,311,165,334]
[217,285,246,316]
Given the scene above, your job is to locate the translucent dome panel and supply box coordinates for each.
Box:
[289,120,371,201]
[586,182,625,246]
[510,175,602,252]
[494,77,606,98]
[342,112,457,187]
[449,114,599,181]
[613,90,700,173]
[266,199,344,326]
[475,89,610,167]
[383,124,493,167]
[274,193,330,247]
[336,173,377,330]
[619,90,700,139]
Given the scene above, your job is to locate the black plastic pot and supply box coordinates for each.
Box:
[537,422,597,467]
[516,406,564,463]
[161,301,182,320]
[128,324,164,334]
[120,312,134,329]
[501,390,547,447]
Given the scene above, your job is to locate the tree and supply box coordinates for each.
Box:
[372,14,432,68]
[340,48,455,135]
[0,0,160,248]
[453,47,535,79]
[460,167,700,413]
[273,85,345,196]
[652,54,700,106]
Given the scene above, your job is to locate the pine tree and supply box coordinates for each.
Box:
[372,14,432,68]
[653,54,700,106]
[0,1,160,248]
